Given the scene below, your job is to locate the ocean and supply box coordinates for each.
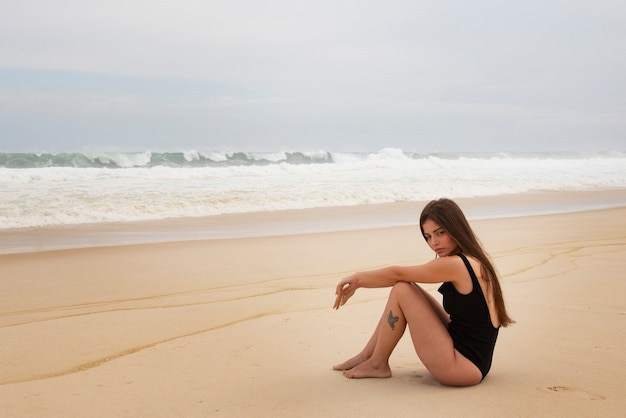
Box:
[1,148,626,230]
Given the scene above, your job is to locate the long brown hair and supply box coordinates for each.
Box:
[420,198,513,327]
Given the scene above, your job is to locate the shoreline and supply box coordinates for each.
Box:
[2,189,626,255]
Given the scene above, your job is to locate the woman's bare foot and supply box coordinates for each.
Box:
[342,359,392,379]
[332,353,370,371]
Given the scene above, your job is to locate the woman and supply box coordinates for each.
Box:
[333,198,513,386]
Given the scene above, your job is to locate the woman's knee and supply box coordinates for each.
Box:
[390,281,421,299]
[390,282,433,314]
[391,281,412,292]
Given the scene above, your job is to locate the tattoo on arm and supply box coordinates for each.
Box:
[387,310,399,330]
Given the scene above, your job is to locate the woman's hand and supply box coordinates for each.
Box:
[334,274,359,310]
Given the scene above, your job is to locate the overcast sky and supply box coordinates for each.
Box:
[1,0,625,152]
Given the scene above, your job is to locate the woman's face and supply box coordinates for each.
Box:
[422,218,460,257]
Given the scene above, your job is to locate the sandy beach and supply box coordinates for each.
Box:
[1,193,625,417]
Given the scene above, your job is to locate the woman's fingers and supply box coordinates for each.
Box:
[334,284,355,309]
[334,285,348,309]
[335,281,349,296]
[333,291,341,309]
[343,288,354,304]
[333,296,341,310]
[334,275,357,309]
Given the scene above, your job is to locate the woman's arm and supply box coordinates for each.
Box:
[334,257,461,309]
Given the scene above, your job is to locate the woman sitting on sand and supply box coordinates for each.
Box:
[333,198,513,386]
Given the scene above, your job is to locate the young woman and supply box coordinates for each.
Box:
[333,198,513,386]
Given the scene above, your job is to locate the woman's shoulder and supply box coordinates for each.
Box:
[440,254,481,294]
[428,255,476,284]
[438,253,480,271]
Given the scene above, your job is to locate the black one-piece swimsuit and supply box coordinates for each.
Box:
[438,254,499,380]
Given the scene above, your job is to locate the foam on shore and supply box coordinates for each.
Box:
[2,190,626,255]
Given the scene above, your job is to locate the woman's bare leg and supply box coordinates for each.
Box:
[334,285,449,371]
[415,284,450,326]
[333,315,383,370]
[343,282,482,385]
[341,286,408,378]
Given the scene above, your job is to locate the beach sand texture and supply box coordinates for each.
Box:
[1,202,625,417]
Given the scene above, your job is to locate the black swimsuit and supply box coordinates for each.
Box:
[438,254,499,380]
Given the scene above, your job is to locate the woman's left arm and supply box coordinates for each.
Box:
[334,258,460,309]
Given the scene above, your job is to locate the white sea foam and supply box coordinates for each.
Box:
[1,150,625,229]
[183,150,200,162]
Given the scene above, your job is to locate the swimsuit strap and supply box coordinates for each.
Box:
[457,253,479,284]
[456,254,497,333]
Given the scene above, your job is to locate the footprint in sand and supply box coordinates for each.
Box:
[545,385,606,400]
[408,372,424,381]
